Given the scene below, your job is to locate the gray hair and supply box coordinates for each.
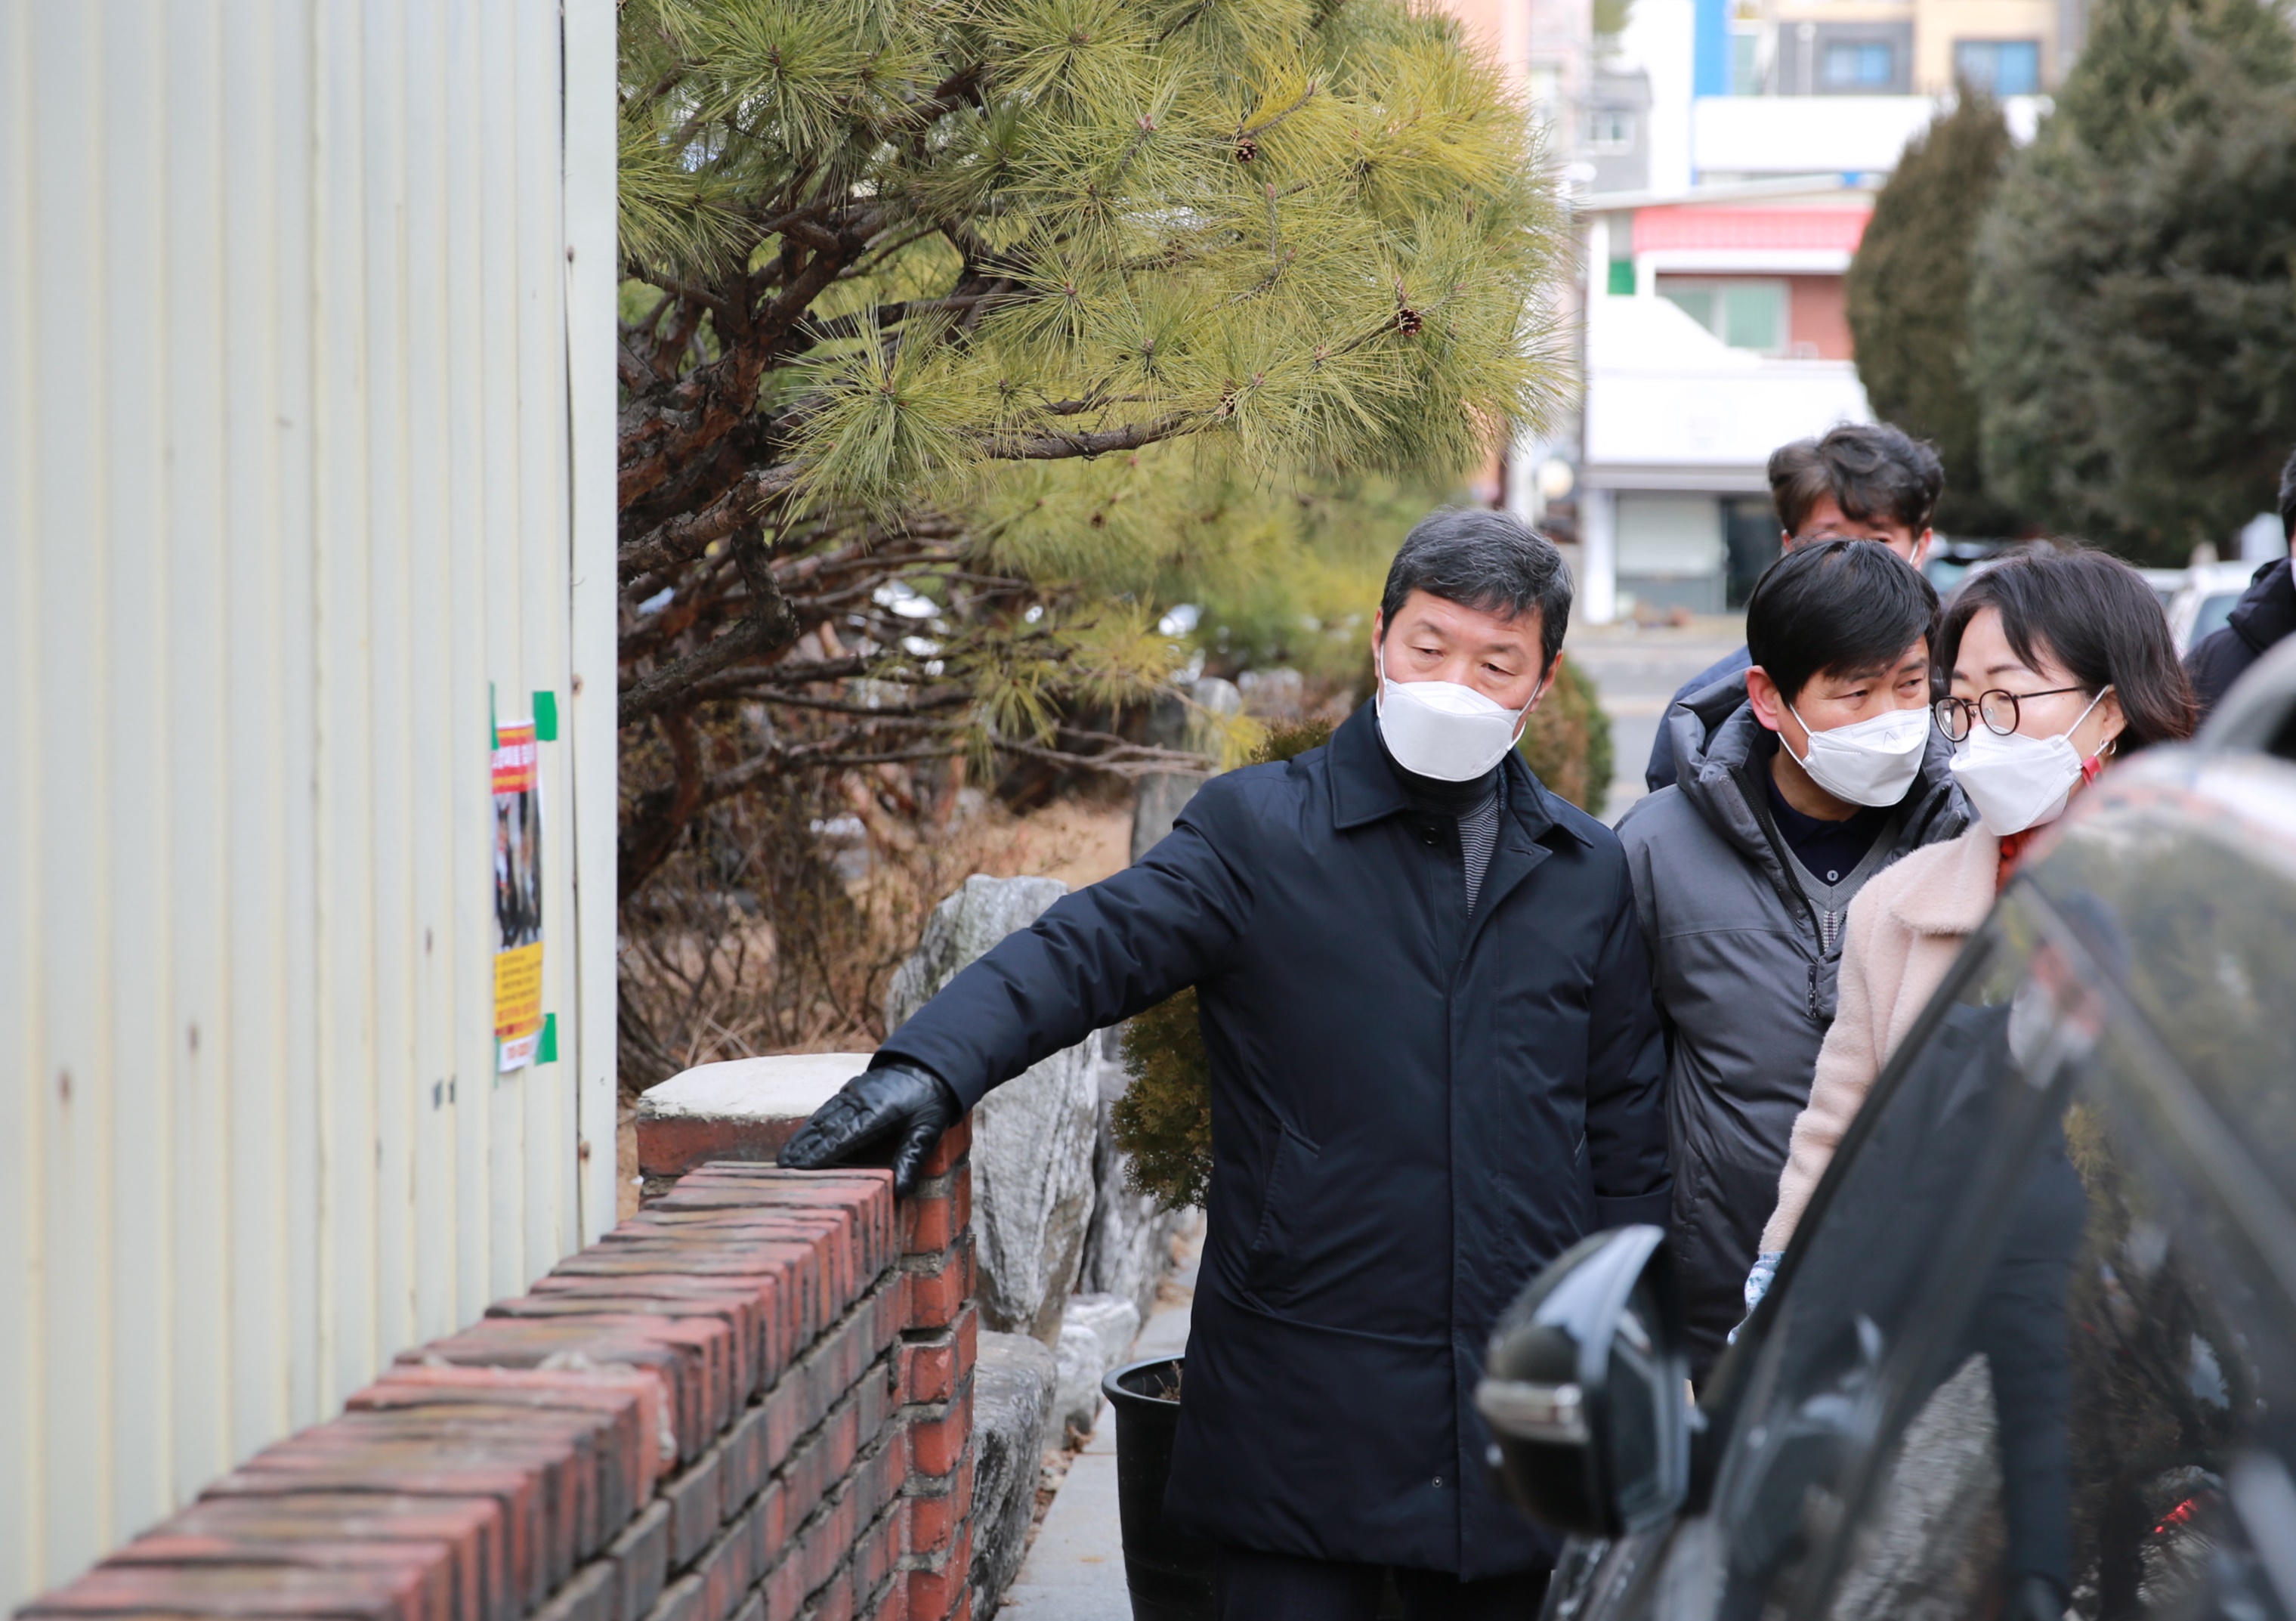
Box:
[1379,508,1572,672]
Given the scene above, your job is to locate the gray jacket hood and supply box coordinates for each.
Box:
[1667,673,1968,883]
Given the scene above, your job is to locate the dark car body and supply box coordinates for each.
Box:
[1489,641,2296,1621]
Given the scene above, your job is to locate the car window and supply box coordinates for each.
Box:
[2040,818,2296,1196]
[1706,908,2050,1620]
[2189,589,2242,651]
[1710,889,2296,1621]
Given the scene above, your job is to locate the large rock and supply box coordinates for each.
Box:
[888,875,1099,1346]
[1052,1293,1142,1443]
[969,1331,1058,1615]
[1236,666,1305,718]
[1129,678,1241,862]
[1129,771,1208,864]
[1080,1026,1191,1323]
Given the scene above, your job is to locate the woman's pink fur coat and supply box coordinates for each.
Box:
[1760,824,2003,1252]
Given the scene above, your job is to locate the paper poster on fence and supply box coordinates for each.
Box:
[493,719,544,1071]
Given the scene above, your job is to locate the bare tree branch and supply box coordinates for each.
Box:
[619,620,767,725]
[619,465,801,582]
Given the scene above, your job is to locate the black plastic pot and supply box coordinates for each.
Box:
[1103,1355,1217,1621]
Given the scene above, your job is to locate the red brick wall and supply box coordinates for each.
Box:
[17,1129,978,1621]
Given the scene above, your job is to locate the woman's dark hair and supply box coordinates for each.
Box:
[1380,507,1572,673]
[1746,539,1939,705]
[1939,549,2196,752]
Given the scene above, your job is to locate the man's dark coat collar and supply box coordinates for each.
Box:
[1324,700,1590,848]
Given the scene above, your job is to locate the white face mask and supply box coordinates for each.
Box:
[1374,646,1536,781]
[1788,703,1929,809]
[1949,686,2112,837]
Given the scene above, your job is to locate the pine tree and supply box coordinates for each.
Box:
[613,0,1568,891]
[1965,0,2296,564]
[1844,92,2020,537]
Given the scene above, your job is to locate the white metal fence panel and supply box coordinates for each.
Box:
[0,1,618,1604]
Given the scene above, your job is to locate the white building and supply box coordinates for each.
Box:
[1575,183,1877,620]
[1527,0,2057,620]
[0,5,619,1606]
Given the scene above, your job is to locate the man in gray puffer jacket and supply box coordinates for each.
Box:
[1619,541,1969,1381]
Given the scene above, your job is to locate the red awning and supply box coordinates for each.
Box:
[1631,206,1871,255]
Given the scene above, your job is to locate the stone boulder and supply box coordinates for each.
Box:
[888,875,1100,1346]
[969,1331,1058,1615]
[1237,666,1305,718]
[1051,1292,1142,1442]
[1080,1026,1191,1323]
[1129,677,1241,862]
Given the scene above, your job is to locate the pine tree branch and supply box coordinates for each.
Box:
[799,294,998,347]
[621,519,860,723]
[753,690,975,716]
[836,221,948,280]
[616,205,884,520]
[1238,83,1321,140]
[620,465,802,581]
[982,412,1201,461]
[688,727,1205,811]
[988,734,1213,776]
[618,710,707,896]
[620,619,769,725]
[679,653,881,700]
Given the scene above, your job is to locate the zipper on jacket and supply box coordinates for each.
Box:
[1733,765,1828,954]
[1807,961,1819,1021]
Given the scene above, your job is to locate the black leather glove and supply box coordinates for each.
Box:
[777,1062,962,1196]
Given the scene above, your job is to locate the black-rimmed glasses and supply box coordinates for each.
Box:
[1933,686,2089,742]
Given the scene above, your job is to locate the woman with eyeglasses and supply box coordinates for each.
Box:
[1745,547,2195,1294]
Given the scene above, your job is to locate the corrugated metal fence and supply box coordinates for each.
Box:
[0,2,619,1604]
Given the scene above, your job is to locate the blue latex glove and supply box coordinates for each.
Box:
[1728,1251,1785,1345]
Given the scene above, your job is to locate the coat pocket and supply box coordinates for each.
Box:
[1242,1123,1320,1304]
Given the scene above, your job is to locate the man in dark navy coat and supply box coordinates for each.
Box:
[783,509,1670,1619]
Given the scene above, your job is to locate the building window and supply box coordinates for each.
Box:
[1731,29,1763,95]
[1820,41,1896,89]
[1954,39,2041,95]
[1587,108,1635,151]
[1659,278,1791,355]
[1528,63,1563,134]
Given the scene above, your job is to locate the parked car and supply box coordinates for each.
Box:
[1481,642,2296,1621]
[2169,561,2269,655]
[2135,565,2189,608]
[1921,537,2028,598]
[1922,540,2180,608]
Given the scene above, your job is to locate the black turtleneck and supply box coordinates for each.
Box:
[1376,716,1504,913]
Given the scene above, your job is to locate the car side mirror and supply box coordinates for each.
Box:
[1476,1224,1690,1539]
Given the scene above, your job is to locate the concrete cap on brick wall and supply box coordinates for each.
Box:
[636,1053,876,1180]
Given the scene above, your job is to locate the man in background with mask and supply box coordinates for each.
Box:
[778,509,1668,1619]
[1644,422,1944,793]
[1617,540,1968,1383]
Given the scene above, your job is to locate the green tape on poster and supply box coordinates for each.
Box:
[533,691,559,741]
[537,1013,558,1065]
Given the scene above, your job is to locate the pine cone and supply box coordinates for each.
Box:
[1235,135,1258,164]
[1395,306,1424,336]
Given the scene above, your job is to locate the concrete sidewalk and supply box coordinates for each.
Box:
[1560,614,1746,824]
[998,1255,1196,1618]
